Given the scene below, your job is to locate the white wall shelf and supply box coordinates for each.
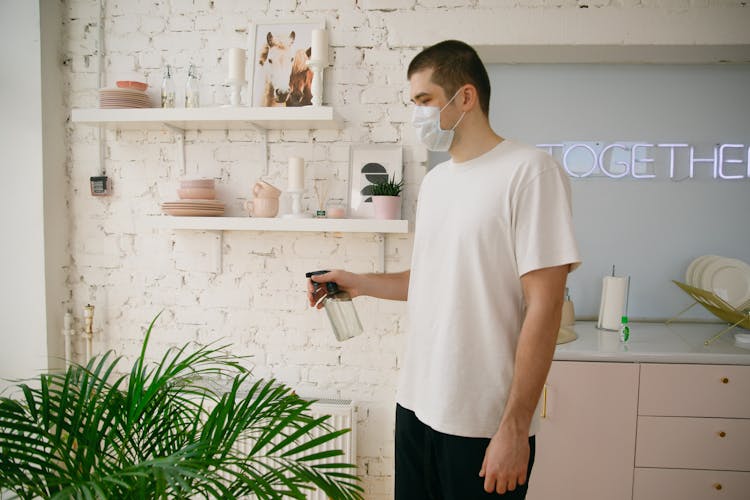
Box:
[70,106,343,130]
[147,216,409,273]
[146,216,408,234]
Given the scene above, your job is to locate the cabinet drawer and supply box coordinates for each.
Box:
[636,416,750,471]
[634,468,750,500]
[639,364,750,417]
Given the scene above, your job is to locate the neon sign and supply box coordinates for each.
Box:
[536,142,750,180]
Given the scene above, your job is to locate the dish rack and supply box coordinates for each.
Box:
[669,280,750,345]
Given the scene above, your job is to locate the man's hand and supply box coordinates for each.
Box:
[307,270,363,309]
[479,424,530,494]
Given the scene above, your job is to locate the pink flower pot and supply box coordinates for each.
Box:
[371,196,402,220]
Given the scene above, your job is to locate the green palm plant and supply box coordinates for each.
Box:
[0,313,363,499]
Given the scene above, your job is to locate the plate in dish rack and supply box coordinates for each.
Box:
[686,255,709,286]
[699,257,750,309]
[688,255,721,287]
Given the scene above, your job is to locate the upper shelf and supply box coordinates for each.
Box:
[70,106,344,130]
[146,216,409,234]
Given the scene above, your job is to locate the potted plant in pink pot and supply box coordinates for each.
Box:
[370,174,404,220]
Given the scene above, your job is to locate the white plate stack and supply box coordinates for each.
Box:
[685,255,750,310]
[99,88,152,109]
[161,179,225,216]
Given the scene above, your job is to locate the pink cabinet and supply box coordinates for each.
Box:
[638,364,750,418]
[633,468,750,500]
[636,416,750,471]
[526,361,639,500]
[633,364,750,500]
[527,361,750,500]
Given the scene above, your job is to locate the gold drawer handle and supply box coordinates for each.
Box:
[718,431,726,438]
[541,384,548,419]
[713,483,723,491]
[721,377,729,384]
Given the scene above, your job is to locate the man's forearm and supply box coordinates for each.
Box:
[498,265,568,435]
[359,270,410,301]
[498,303,560,435]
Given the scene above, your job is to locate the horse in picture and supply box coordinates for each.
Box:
[287,46,313,107]
[257,30,313,107]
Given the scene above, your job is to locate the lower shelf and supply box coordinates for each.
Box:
[145,215,409,234]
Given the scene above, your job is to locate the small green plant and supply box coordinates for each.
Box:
[370,173,404,196]
[0,313,363,499]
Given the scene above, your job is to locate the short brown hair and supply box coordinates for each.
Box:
[407,40,491,116]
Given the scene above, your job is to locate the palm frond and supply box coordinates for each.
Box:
[0,313,363,499]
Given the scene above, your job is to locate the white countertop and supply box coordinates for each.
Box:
[554,321,750,365]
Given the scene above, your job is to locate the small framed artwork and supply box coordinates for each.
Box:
[248,18,324,108]
[348,144,403,218]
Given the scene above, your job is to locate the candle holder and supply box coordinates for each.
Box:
[224,78,246,107]
[306,59,327,107]
[62,311,74,368]
[283,189,312,219]
[82,304,95,363]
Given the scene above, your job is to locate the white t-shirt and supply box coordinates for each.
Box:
[397,139,581,439]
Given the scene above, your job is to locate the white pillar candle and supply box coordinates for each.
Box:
[227,47,246,82]
[288,157,305,191]
[311,29,329,65]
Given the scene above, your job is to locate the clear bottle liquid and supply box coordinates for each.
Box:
[307,270,363,341]
[161,65,175,108]
[185,64,199,108]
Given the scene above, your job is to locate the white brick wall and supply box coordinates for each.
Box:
[62,1,749,498]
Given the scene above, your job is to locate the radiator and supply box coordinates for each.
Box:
[230,398,357,500]
[305,399,358,500]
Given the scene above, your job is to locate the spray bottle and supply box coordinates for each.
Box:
[306,270,363,341]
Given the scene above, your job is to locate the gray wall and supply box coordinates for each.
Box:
[484,64,750,320]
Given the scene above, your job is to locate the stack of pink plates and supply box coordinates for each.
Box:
[99,88,152,109]
[161,199,225,217]
[162,178,223,216]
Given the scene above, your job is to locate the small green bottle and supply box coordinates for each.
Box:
[620,315,630,343]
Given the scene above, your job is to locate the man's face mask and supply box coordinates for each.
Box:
[411,88,466,152]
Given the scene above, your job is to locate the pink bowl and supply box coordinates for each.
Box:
[116,80,148,91]
[180,178,215,189]
[178,187,216,199]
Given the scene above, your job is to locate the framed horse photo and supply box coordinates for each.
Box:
[249,18,324,108]
[348,144,403,219]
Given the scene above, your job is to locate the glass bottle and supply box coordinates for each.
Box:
[306,270,363,341]
[161,65,175,108]
[185,64,200,108]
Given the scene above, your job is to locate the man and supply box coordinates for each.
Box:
[308,40,580,499]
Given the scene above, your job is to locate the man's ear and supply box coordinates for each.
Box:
[460,84,479,111]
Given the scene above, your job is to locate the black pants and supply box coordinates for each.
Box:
[395,404,535,500]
